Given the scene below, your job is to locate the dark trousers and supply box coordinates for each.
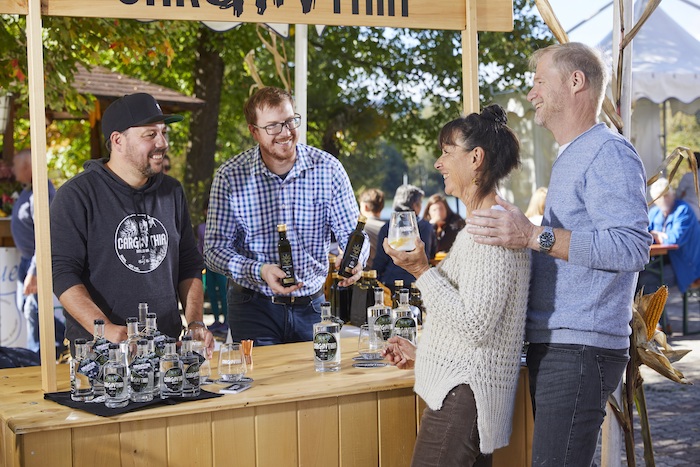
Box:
[527,343,629,467]
[411,384,492,467]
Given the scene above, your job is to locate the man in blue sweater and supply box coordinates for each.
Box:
[466,43,652,466]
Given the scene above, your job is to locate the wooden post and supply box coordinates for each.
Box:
[26,0,57,392]
[461,0,480,114]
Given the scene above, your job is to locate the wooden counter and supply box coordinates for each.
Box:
[0,338,532,466]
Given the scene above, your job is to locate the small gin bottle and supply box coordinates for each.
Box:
[145,335,161,396]
[313,301,341,372]
[180,336,201,397]
[160,337,183,398]
[367,286,391,350]
[144,312,166,357]
[104,343,129,408]
[392,289,417,345]
[70,338,95,402]
[129,339,155,403]
[123,317,140,364]
[137,302,149,334]
[89,319,110,396]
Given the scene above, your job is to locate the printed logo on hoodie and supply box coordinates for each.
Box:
[115,214,168,273]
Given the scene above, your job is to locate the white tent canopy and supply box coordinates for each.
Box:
[599,0,700,175]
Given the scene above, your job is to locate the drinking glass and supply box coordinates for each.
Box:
[358,324,385,359]
[191,340,211,384]
[387,211,419,252]
[218,343,247,383]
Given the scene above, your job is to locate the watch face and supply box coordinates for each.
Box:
[539,229,555,250]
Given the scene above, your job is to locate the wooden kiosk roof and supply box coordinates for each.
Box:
[0,0,514,391]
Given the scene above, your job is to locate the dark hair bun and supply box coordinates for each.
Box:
[481,104,508,125]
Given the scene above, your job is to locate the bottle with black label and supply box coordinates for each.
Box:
[313,302,341,372]
[129,339,155,403]
[104,343,129,408]
[180,335,201,397]
[392,288,417,345]
[409,282,425,326]
[367,286,392,345]
[277,224,297,286]
[160,337,183,398]
[89,318,110,396]
[338,215,367,278]
[71,338,95,402]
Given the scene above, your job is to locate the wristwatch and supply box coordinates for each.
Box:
[537,226,555,253]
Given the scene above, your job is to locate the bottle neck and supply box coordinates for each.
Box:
[127,322,139,337]
[75,344,88,359]
[94,324,105,339]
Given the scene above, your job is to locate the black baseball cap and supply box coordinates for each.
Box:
[101,93,183,141]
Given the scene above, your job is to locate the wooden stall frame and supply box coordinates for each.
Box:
[0,0,514,391]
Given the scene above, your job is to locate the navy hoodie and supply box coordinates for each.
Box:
[51,159,203,344]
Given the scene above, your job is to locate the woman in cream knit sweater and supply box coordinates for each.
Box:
[382,105,530,467]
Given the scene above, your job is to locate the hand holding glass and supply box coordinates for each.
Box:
[358,324,386,359]
[388,211,419,252]
[218,343,247,383]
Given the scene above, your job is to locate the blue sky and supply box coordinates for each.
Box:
[538,0,700,44]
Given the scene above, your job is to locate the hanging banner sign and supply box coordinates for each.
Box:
[0,247,27,348]
[1,0,513,32]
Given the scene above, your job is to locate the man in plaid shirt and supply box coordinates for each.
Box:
[205,87,368,345]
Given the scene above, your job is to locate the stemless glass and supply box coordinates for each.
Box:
[218,343,247,383]
[358,324,386,359]
[387,211,419,252]
[191,340,211,384]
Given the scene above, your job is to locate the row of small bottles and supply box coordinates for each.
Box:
[279,215,367,286]
[313,286,422,372]
[70,309,204,408]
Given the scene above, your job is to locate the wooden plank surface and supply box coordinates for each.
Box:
[338,393,379,467]
[72,423,121,466]
[298,397,339,467]
[167,413,213,467]
[378,388,417,467]
[120,418,168,467]
[19,430,71,467]
[212,407,255,466]
[256,402,298,467]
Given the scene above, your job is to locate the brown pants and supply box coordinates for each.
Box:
[411,384,492,467]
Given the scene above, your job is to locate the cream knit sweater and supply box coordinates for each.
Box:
[414,228,530,454]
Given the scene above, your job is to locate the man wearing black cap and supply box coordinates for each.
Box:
[50,93,213,351]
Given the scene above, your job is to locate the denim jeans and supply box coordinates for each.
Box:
[527,343,629,467]
[411,384,492,467]
[227,285,324,346]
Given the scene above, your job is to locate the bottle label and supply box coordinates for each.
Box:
[104,373,126,397]
[375,313,393,340]
[394,317,416,343]
[163,367,183,390]
[280,252,296,285]
[72,370,92,391]
[184,362,201,386]
[78,359,100,381]
[313,332,338,361]
[130,362,153,392]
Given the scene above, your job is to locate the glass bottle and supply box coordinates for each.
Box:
[104,343,129,408]
[313,302,341,372]
[129,338,155,403]
[123,317,140,364]
[364,270,379,311]
[160,337,183,398]
[409,282,425,326]
[338,215,367,278]
[89,318,110,396]
[367,286,392,343]
[180,335,201,397]
[144,312,166,357]
[145,334,161,397]
[71,338,95,402]
[391,280,404,309]
[392,288,417,345]
[138,302,149,334]
[277,223,297,286]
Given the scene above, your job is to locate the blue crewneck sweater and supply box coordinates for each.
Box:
[527,123,653,350]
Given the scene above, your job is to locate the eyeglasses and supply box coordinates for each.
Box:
[252,114,302,136]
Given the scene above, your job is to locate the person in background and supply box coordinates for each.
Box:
[464,43,651,467]
[382,104,530,466]
[162,155,172,175]
[50,93,213,352]
[197,200,228,334]
[358,187,386,269]
[205,86,368,346]
[638,177,700,294]
[422,193,465,253]
[676,151,700,221]
[524,186,548,226]
[10,148,66,356]
[373,184,437,294]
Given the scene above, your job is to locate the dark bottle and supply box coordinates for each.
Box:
[277,224,297,286]
[391,280,404,309]
[338,215,367,278]
[330,272,353,323]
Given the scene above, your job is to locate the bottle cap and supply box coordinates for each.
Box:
[146,312,157,319]
[109,343,119,350]
[75,338,87,345]
[366,270,377,278]
[277,224,287,232]
[358,215,367,223]
[127,317,138,323]
[94,319,105,325]
[137,339,147,345]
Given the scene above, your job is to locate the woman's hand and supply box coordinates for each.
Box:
[382,336,416,370]
[382,237,431,279]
